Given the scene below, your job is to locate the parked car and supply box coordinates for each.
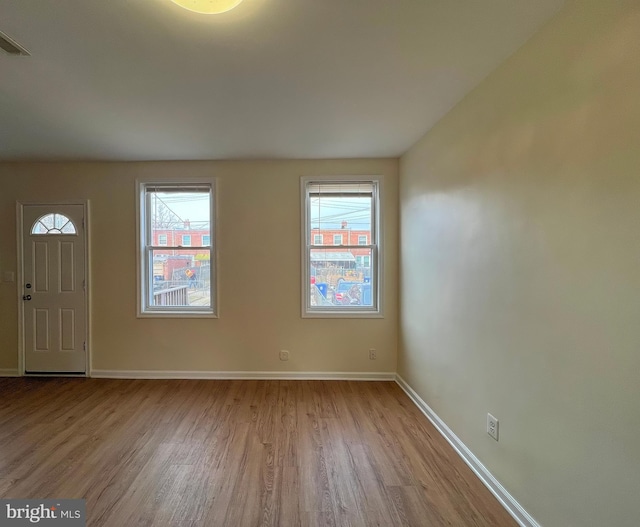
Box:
[333,281,372,306]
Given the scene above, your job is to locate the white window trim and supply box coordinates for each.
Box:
[333,234,342,245]
[358,235,367,245]
[158,234,168,246]
[136,179,218,318]
[301,175,384,319]
[313,234,323,245]
[182,234,192,247]
[202,234,211,247]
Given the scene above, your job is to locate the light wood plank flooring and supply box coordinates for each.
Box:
[0,378,517,526]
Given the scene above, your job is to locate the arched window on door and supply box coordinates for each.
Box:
[31,213,77,235]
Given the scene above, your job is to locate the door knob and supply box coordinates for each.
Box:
[23,295,31,301]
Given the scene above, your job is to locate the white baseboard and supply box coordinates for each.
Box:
[395,375,540,527]
[0,369,20,377]
[90,370,396,381]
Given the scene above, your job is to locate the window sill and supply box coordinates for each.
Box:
[137,310,218,319]
[302,310,384,319]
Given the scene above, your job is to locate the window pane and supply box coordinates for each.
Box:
[150,250,211,308]
[308,188,372,249]
[149,191,210,248]
[310,247,373,307]
[54,214,67,229]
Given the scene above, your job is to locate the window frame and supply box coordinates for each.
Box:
[158,234,168,246]
[313,234,323,245]
[301,175,383,318]
[136,179,217,318]
[358,235,367,245]
[333,234,342,246]
[181,234,192,247]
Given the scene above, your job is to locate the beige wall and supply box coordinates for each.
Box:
[399,1,640,526]
[0,159,398,373]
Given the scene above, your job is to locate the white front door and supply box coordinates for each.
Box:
[21,204,87,374]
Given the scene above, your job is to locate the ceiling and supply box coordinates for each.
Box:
[0,0,564,161]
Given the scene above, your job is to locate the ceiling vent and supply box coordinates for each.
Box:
[0,31,30,56]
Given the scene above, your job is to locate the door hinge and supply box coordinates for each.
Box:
[83,341,87,351]
[83,279,86,291]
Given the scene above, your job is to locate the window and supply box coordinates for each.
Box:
[313,234,323,245]
[31,213,77,235]
[137,181,216,317]
[302,176,382,317]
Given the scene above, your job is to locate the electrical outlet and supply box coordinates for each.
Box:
[279,350,289,361]
[369,348,377,360]
[487,413,499,441]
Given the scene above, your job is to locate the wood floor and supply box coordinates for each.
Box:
[0,378,516,526]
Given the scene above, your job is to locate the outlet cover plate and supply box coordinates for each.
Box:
[487,413,499,441]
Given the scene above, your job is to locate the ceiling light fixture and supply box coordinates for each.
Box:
[170,0,243,15]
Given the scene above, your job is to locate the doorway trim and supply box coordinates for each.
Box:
[16,200,91,377]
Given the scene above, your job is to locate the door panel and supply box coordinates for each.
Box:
[60,241,75,292]
[34,309,50,351]
[22,204,86,373]
[34,242,49,291]
[60,308,75,350]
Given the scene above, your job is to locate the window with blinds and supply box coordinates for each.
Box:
[138,181,216,317]
[302,177,382,317]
